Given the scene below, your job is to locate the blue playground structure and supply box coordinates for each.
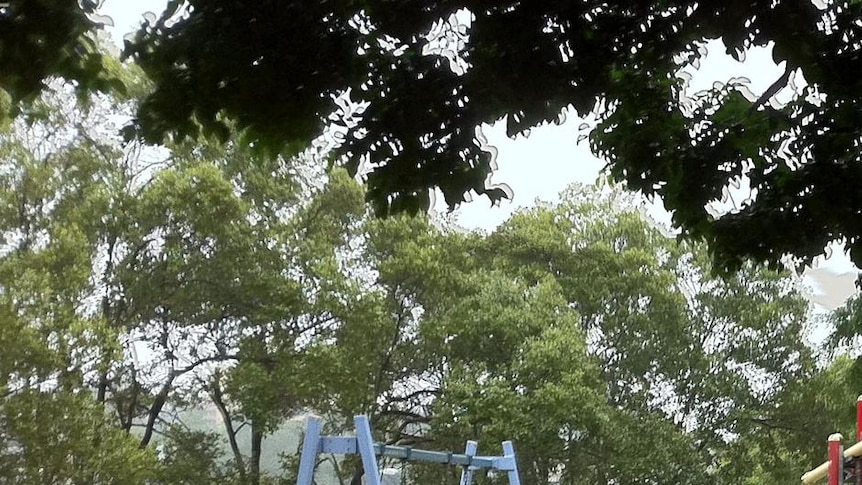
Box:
[295,415,522,485]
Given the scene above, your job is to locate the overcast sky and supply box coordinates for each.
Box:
[99,1,859,313]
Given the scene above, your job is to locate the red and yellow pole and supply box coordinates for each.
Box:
[829,433,844,485]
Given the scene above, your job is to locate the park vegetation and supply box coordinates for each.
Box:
[0,80,861,484]
[3,2,862,484]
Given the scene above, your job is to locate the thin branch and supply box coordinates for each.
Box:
[383,388,441,404]
[748,416,805,434]
[749,65,792,113]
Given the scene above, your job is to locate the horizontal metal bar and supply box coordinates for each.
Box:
[491,455,517,471]
[320,437,358,454]
[317,437,514,470]
[376,445,496,468]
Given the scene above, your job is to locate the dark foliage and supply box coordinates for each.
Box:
[0,0,120,106]
[8,1,862,270]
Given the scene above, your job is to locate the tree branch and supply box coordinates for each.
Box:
[209,372,247,482]
[139,373,176,448]
[750,65,792,112]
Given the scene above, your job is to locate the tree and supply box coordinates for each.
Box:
[0,83,157,482]
[714,354,862,485]
[156,426,238,484]
[708,253,862,483]
[319,186,818,484]
[0,79,372,484]
[114,0,862,271]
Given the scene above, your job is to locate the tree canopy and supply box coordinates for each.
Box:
[362,188,817,484]
[1,1,860,270]
[120,0,862,271]
[0,1,125,115]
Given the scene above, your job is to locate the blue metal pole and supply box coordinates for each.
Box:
[354,415,382,485]
[502,441,521,485]
[459,440,478,485]
[296,416,323,485]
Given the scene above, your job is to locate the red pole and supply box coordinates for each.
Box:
[830,433,844,485]
[857,395,862,485]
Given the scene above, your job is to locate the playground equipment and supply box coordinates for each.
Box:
[801,396,862,484]
[295,415,522,485]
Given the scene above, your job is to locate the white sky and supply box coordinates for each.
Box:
[99,1,859,313]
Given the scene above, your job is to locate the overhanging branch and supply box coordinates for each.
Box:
[750,65,792,112]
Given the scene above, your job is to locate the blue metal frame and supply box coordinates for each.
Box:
[459,440,478,485]
[295,415,521,485]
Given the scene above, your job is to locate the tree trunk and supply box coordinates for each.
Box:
[349,468,364,485]
[210,375,247,483]
[250,421,263,485]
[139,373,175,448]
